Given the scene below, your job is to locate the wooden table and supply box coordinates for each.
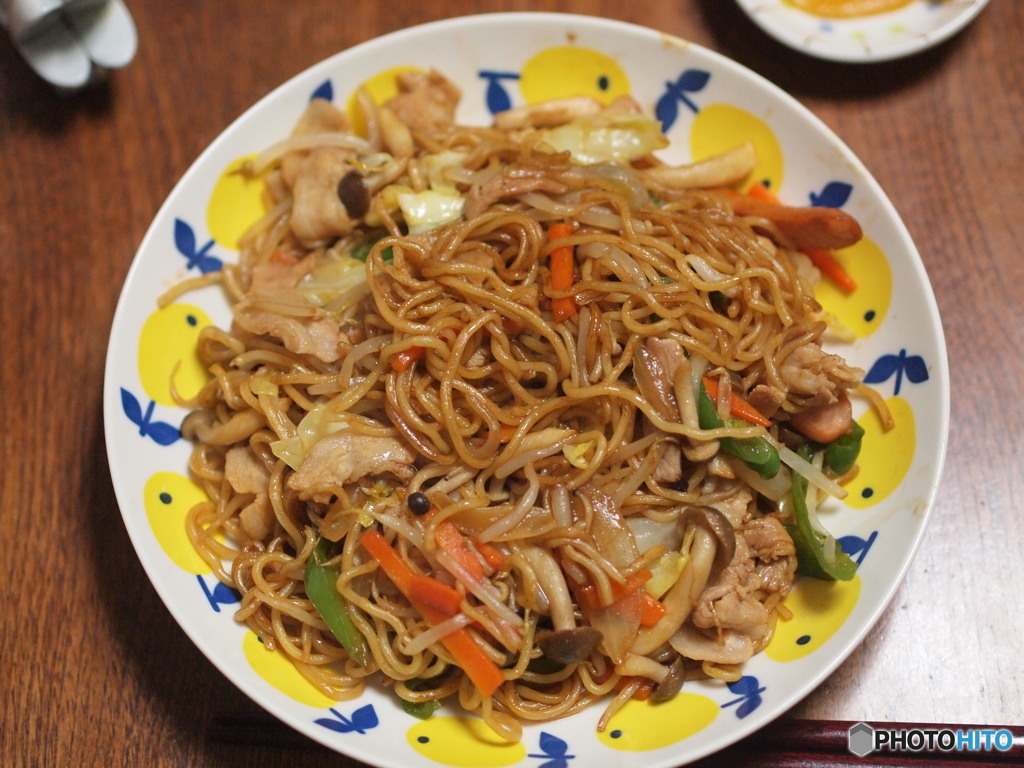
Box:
[2,2,1021,766]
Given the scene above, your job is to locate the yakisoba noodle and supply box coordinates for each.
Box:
[180,70,867,740]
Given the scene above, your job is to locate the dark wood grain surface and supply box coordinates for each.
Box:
[2,2,1021,767]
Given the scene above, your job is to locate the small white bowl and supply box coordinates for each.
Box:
[734,0,990,62]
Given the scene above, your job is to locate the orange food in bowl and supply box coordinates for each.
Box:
[788,0,917,18]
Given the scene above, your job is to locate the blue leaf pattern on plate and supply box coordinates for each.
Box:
[655,68,711,130]
[173,218,222,274]
[196,575,241,612]
[808,181,853,208]
[863,349,929,395]
[528,731,575,768]
[120,388,180,445]
[838,530,878,566]
[479,70,520,114]
[311,79,334,102]
[721,675,766,719]
[315,704,379,734]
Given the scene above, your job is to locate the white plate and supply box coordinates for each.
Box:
[104,12,949,767]
[734,0,990,62]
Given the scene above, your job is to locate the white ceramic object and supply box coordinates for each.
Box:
[104,13,949,767]
[0,0,136,89]
[734,0,990,63]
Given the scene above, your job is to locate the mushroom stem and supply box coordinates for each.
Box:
[631,525,715,655]
[520,545,575,632]
[615,653,670,684]
[679,506,737,574]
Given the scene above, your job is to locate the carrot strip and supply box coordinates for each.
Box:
[803,247,858,292]
[496,424,517,443]
[360,528,415,592]
[435,520,484,582]
[547,222,576,322]
[427,622,506,697]
[359,529,505,698]
[427,510,505,574]
[501,317,524,335]
[746,180,780,204]
[391,345,425,372]
[615,676,655,701]
[478,424,518,444]
[631,680,654,701]
[702,375,772,428]
[476,542,507,572]
[408,573,463,617]
[639,592,667,627]
[547,222,574,286]
[269,249,299,265]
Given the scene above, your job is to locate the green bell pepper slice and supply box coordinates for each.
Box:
[400,698,442,720]
[784,445,858,581]
[305,536,369,666]
[697,382,780,479]
[824,420,865,476]
[399,676,446,720]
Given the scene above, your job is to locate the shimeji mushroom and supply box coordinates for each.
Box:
[521,545,603,665]
[679,505,736,574]
[615,653,686,702]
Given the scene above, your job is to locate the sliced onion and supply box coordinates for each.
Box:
[632,343,677,422]
[585,590,641,665]
[518,191,575,217]
[493,429,574,479]
[575,207,623,231]
[625,516,682,553]
[669,624,753,665]
[592,163,648,208]
[584,486,640,568]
